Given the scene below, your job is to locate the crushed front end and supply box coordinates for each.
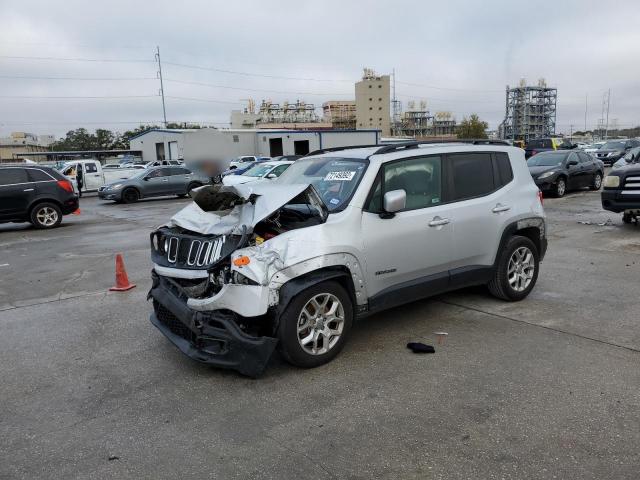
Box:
[147,183,327,376]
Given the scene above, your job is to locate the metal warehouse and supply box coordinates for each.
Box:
[128,128,381,163]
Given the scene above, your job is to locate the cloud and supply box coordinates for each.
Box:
[1,0,639,137]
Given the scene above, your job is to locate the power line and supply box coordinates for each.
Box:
[0,74,156,81]
[163,61,353,83]
[165,78,351,96]
[0,55,154,63]
[0,94,158,99]
[165,95,243,105]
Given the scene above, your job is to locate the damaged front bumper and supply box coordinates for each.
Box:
[148,271,277,377]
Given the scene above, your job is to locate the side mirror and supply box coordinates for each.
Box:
[143,176,150,181]
[567,160,578,167]
[266,173,277,179]
[382,189,406,217]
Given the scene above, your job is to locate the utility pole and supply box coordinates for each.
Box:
[604,88,611,140]
[584,93,587,132]
[569,124,573,142]
[155,46,167,128]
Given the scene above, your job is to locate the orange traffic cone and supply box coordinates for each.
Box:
[109,253,136,292]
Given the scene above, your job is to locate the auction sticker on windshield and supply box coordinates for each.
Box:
[325,171,356,181]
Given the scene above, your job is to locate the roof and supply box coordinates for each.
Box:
[128,128,197,141]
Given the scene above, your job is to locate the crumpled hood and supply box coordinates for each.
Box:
[167,183,311,235]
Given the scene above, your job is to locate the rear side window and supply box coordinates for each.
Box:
[27,169,54,182]
[528,139,543,149]
[449,153,495,201]
[170,167,191,175]
[84,163,98,173]
[0,169,29,185]
[494,153,514,186]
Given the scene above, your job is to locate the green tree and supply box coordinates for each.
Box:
[457,114,489,139]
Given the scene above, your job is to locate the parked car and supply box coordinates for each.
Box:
[528,150,604,197]
[59,159,142,194]
[602,161,640,224]
[228,156,270,170]
[98,166,209,203]
[524,137,575,159]
[0,164,79,229]
[222,161,294,186]
[148,142,547,376]
[592,139,640,166]
[583,141,606,154]
[271,155,302,162]
[612,146,640,169]
[222,157,272,177]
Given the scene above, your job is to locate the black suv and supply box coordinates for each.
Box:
[0,165,79,229]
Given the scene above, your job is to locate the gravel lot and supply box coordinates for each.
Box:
[1,189,638,479]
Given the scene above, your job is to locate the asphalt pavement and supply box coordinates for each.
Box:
[1,190,638,479]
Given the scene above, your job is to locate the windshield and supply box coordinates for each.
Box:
[601,141,626,150]
[243,164,275,177]
[528,152,567,166]
[623,147,640,161]
[276,157,368,211]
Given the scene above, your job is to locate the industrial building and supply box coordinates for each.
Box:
[355,69,391,136]
[322,101,357,130]
[393,102,458,139]
[230,99,331,130]
[500,78,557,142]
[0,131,55,163]
[130,128,380,163]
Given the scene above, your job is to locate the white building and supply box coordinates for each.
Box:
[129,128,381,163]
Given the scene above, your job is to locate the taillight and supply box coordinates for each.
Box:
[57,179,73,193]
[537,190,544,206]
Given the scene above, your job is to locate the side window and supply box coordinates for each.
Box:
[567,152,579,164]
[449,153,495,201]
[170,167,191,175]
[544,139,553,149]
[0,169,29,185]
[84,163,98,173]
[270,164,290,177]
[147,168,170,179]
[578,152,591,163]
[381,156,442,211]
[28,169,54,182]
[494,153,514,186]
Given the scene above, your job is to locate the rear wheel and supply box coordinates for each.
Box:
[121,187,139,204]
[553,177,566,197]
[488,235,539,301]
[590,172,603,190]
[278,281,353,368]
[30,202,62,229]
[622,213,634,224]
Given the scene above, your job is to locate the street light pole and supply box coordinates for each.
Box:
[155,46,167,128]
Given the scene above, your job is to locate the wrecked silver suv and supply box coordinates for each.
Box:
[149,143,547,376]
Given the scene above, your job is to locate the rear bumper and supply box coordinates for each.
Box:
[61,196,79,214]
[148,271,277,377]
[601,190,640,213]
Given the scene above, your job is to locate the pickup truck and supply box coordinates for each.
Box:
[58,159,142,193]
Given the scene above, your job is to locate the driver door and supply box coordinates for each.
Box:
[144,168,172,196]
[360,155,453,308]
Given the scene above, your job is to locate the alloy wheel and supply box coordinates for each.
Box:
[507,246,535,292]
[297,293,345,355]
[557,179,566,196]
[594,174,602,189]
[36,207,59,227]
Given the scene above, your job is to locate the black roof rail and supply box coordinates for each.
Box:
[304,144,381,157]
[372,138,510,155]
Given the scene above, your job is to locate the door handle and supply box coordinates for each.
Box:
[23,188,34,192]
[428,216,450,227]
[492,204,511,213]
[162,179,169,182]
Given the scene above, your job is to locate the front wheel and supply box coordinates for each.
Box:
[30,202,62,229]
[488,235,540,301]
[277,281,353,368]
[590,172,603,190]
[553,178,566,197]
[121,187,139,204]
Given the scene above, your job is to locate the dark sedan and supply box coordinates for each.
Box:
[528,151,604,197]
[592,139,640,166]
[98,166,209,203]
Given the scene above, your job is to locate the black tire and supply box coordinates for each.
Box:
[121,187,139,204]
[487,235,540,301]
[187,182,202,194]
[176,193,188,198]
[277,281,353,368]
[30,202,62,229]
[622,213,634,224]
[590,172,603,190]
[553,177,567,197]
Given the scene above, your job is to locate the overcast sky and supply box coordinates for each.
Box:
[1,0,639,138]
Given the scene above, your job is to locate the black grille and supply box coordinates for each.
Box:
[156,304,195,342]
